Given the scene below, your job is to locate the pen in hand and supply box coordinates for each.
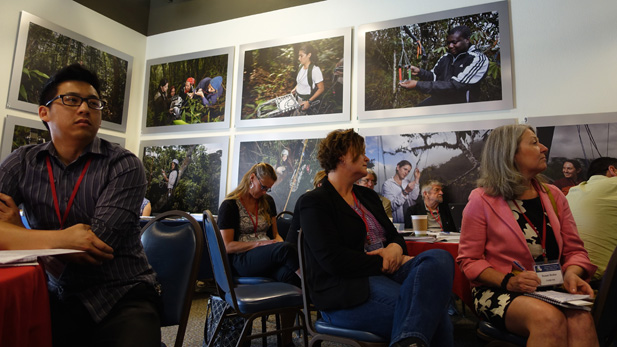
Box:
[512,260,526,275]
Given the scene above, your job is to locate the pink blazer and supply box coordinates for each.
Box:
[457,184,596,287]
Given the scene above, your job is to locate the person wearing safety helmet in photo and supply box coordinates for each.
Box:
[162,159,179,197]
[194,76,224,107]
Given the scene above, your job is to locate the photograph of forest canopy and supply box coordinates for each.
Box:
[16,19,129,126]
[145,53,229,128]
[142,143,225,215]
[365,129,494,205]
[364,10,502,111]
[240,36,345,120]
[237,137,323,213]
[536,122,617,187]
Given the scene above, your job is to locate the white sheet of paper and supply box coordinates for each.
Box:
[0,249,83,265]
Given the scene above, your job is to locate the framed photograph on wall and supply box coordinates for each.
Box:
[1,115,126,162]
[141,48,234,134]
[231,130,329,213]
[139,136,229,215]
[525,113,617,194]
[7,11,133,132]
[235,28,351,128]
[357,1,512,120]
[358,118,515,223]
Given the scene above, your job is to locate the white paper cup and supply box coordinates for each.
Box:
[411,215,428,234]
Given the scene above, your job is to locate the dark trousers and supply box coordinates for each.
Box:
[231,242,300,287]
[50,283,161,347]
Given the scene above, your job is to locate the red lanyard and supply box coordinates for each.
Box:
[426,205,444,231]
[46,156,92,230]
[352,192,370,241]
[241,199,259,237]
[512,191,548,262]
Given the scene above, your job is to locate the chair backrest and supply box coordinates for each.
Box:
[276,210,294,240]
[297,228,317,333]
[593,245,617,347]
[141,210,203,347]
[202,210,239,307]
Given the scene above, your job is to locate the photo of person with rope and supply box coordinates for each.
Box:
[364,9,503,111]
[236,138,323,215]
[399,25,489,106]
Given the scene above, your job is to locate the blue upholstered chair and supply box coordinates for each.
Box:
[297,229,388,347]
[141,210,204,347]
[202,210,308,347]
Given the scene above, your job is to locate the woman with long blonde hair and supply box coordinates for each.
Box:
[217,162,300,286]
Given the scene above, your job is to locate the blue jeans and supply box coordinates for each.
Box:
[321,249,454,347]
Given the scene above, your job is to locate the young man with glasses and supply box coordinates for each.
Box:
[0,64,160,347]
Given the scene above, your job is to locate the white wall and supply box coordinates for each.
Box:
[2,0,616,192]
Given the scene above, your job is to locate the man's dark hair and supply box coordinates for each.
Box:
[448,25,471,39]
[38,64,101,106]
[158,79,168,89]
[587,157,617,179]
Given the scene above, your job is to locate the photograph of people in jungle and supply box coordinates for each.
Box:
[145,54,229,128]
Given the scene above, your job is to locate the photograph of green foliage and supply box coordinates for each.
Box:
[526,114,617,195]
[142,47,234,134]
[357,1,512,119]
[232,132,327,214]
[8,12,132,132]
[140,137,228,215]
[235,28,351,128]
[360,119,514,206]
[0,115,125,162]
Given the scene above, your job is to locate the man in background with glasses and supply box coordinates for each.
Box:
[356,168,392,218]
[0,64,160,347]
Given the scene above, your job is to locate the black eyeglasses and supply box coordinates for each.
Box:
[45,94,106,110]
[256,177,272,192]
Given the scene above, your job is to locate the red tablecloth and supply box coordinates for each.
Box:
[0,265,52,347]
[405,241,473,312]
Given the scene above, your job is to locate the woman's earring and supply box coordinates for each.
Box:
[250,183,254,189]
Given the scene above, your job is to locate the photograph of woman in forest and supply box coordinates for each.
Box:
[236,29,351,125]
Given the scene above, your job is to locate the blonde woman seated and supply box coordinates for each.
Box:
[457,124,598,347]
[217,162,300,287]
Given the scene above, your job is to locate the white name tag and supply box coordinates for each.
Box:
[533,262,564,287]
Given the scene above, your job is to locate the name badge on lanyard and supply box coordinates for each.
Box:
[534,261,564,287]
